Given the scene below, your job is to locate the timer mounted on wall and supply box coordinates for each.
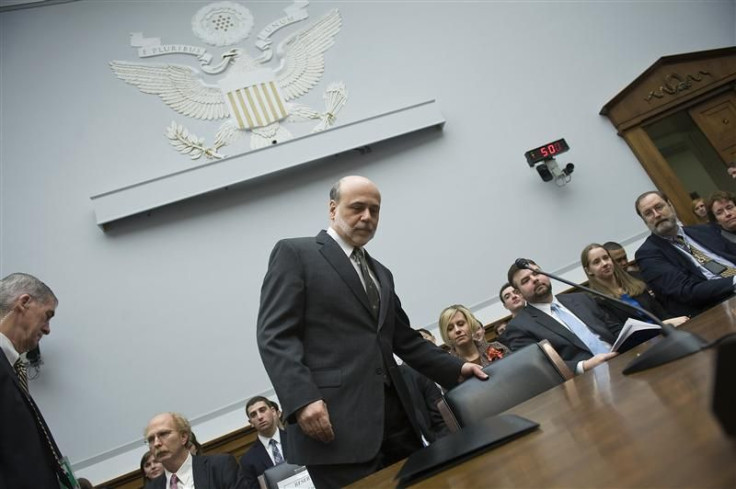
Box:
[524,138,574,186]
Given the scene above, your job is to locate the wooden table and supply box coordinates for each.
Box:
[350,298,736,488]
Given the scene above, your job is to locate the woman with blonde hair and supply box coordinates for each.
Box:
[580,243,688,326]
[438,304,509,366]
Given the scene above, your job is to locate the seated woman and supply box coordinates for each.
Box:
[692,197,709,224]
[581,243,689,326]
[438,304,509,366]
[140,450,164,485]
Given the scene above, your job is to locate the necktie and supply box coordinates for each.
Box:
[269,438,285,465]
[14,358,72,488]
[170,474,179,489]
[14,358,29,393]
[352,248,380,319]
[674,236,736,278]
[550,303,610,355]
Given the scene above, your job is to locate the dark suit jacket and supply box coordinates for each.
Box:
[236,430,286,489]
[257,230,464,466]
[635,224,736,317]
[144,454,238,489]
[0,349,65,489]
[504,293,624,371]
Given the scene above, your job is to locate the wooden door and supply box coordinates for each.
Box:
[689,91,736,164]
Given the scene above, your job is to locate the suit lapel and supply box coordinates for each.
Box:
[317,231,375,319]
[525,305,591,352]
[650,234,707,278]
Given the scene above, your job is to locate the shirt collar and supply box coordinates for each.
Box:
[327,226,357,258]
[258,428,281,448]
[0,332,20,367]
[165,452,193,486]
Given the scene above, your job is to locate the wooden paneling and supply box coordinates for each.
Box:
[689,90,736,164]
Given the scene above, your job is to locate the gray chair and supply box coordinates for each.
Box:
[438,340,573,431]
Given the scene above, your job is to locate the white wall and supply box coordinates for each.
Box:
[1,0,734,483]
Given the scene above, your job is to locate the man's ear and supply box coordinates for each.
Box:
[328,200,337,220]
[16,294,32,311]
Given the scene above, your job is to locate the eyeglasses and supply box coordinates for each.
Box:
[144,429,175,446]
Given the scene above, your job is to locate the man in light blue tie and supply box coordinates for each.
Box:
[236,396,287,489]
[505,259,622,374]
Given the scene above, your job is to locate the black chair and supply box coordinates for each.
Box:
[438,340,573,431]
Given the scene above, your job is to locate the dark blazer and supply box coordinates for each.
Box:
[504,293,624,371]
[635,224,736,317]
[236,430,286,489]
[144,454,239,489]
[257,230,463,466]
[0,349,66,489]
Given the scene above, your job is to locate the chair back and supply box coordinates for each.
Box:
[439,340,572,431]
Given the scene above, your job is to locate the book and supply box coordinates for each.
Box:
[611,318,662,353]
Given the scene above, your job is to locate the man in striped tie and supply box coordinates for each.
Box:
[635,191,736,317]
[236,396,287,489]
[0,272,74,489]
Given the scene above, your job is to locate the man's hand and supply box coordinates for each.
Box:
[296,400,334,443]
[459,362,489,382]
[582,352,618,372]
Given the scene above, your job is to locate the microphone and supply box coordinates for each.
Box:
[513,258,706,375]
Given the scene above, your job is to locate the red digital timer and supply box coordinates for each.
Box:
[525,138,570,166]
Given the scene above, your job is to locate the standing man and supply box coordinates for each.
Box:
[144,412,238,489]
[635,190,736,316]
[237,396,287,489]
[257,175,485,488]
[0,272,74,489]
[505,260,621,374]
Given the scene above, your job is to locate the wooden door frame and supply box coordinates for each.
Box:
[600,47,736,224]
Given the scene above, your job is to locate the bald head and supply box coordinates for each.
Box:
[329,176,381,247]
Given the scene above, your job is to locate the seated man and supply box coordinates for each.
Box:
[603,241,638,272]
[144,412,238,489]
[635,191,736,317]
[505,259,621,374]
[492,283,526,342]
[237,396,287,489]
[707,190,736,244]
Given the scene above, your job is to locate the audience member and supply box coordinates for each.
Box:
[416,327,437,344]
[143,412,238,489]
[237,396,287,489]
[634,190,736,316]
[439,304,509,366]
[0,272,76,489]
[188,431,203,455]
[140,450,164,484]
[707,190,736,244]
[505,260,621,373]
[256,175,486,489]
[499,283,525,317]
[602,241,638,272]
[581,243,689,326]
[691,196,709,224]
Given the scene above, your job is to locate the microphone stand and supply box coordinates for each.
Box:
[514,259,707,375]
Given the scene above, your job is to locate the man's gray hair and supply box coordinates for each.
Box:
[329,178,343,202]
[0,273,56,314]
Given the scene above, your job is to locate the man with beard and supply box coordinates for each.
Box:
[143,412,238,489]
[256,175,486,488]
[635,191,736,317]
[505,260,621,374]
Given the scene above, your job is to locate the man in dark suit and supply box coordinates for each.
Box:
[256,175,486,488]
[0,272,74,489]
[505,260,622,374]
[237,396,287,489]
[144,412,238,489]
[635,191,736,317]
